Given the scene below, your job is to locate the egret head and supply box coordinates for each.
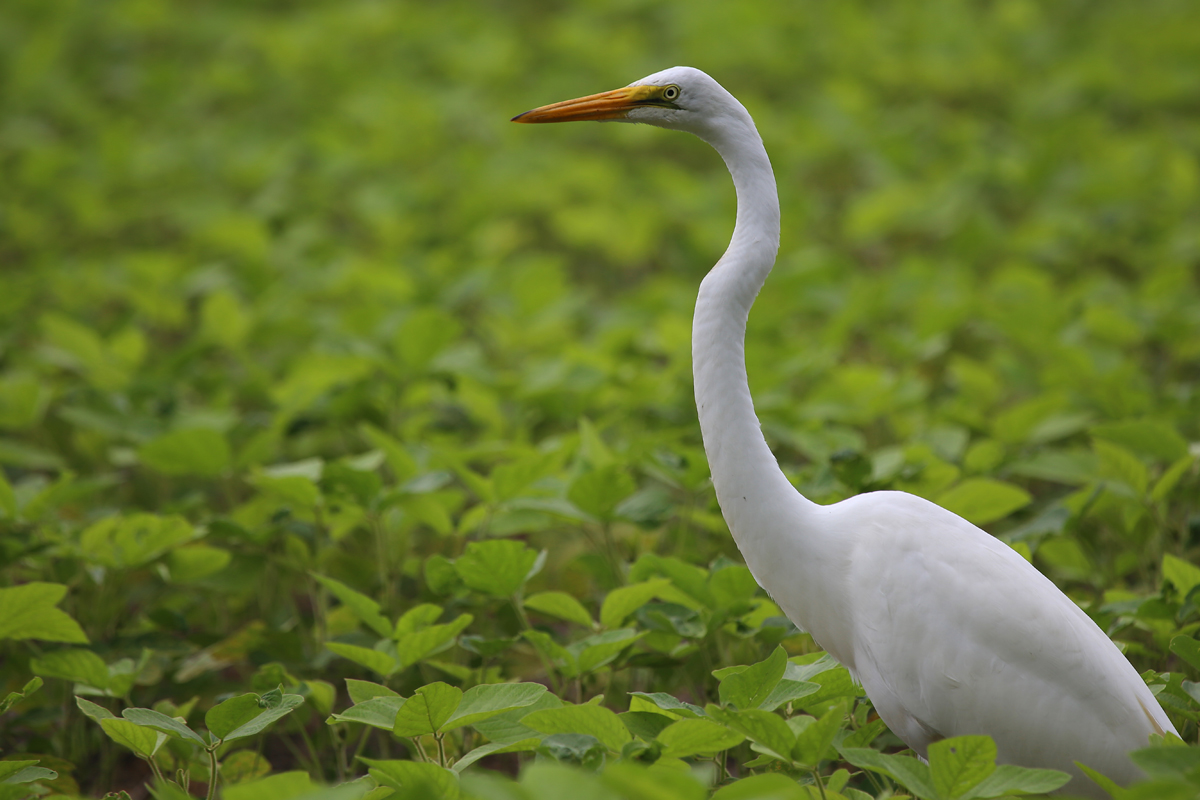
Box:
[512,66,746,139]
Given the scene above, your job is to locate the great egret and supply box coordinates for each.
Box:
[513,67,1176,795]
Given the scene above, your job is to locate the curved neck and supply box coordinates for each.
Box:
[691,111,815,549]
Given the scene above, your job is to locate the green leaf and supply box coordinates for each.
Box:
[757,679,819,712]
[101,718,162,758]
[443,682,548,731]
[122,707,208,745]
[0,470,16,518]
[454,540,541,597]
[311,573,393,638]
[1164,555,1200,598]
[395,613,473,669]
[1152,455,1196,502]
[711,773,808,800]
[0,677,42,714]
[967,763,1071,797]
[936,479,1032,526]
[572,628,645,675]
[628,692,705,719]
[524,591,595,628]
[1092,420,1188,462]
[704,706,796,762]
[392,681,462,737]
[452,738,542,773]
[522,703,633,752]
[328,696,406,730]
[205,694,263,739]
[75,695,116,722]
[30,648,110,691]
[0,582,88,643]
[792,703,845,767]
[1095,439,1149,496]
[222,772,315,800]
[839,747,937,799]
[567,465,636,521]
[222,691,304,741]
[326,642,399,677]
[359,423,419,483]
[929,736,995,799]
[600,578,672,629]
[1170,636,1200,672]
[346,679,400,704]
[166,545,231,582]
[78,513,196,570]
[718,646,788,710]
[1,765,59,785]
[657,718,745,758]
[360,758,459,799]
[138,427,231,477]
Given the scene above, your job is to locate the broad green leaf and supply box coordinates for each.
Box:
[0,582,88,643]
[968,763,1071,796]
[1095,439,1149,496]
[0,762,39,783]
[359,423,419,482]
[443,682,548,731]
[1,765,58,785]
[138,427,231,478]
[628,692,705,719]
[78,513,196,570]
[396,613,473,669]
[572,628,645,674]
[758,679,819,712]
[346,679,400,704]
[1164,556,1200,598]
[30,648,110,690]
[122,707,208,745]
[452,738,542,773]
[567,465,636,521]
[620,711,676,740]
[1129,745,1200,775]
[206,693,263,739]
[101,718,161,757]
[249,473,321,509]
[705,706,796,762]
[524,591,595,628]
[522,703,632,752]
[75,695,116,722]
[223,692,304,741]
[222,771,315,800]
[523,629,577,676]
[394,603,444,637]
[166,545,231,582]
[1093,420,1188,462]
[936,479,1032,526]
[470,691,563,744]
[718,646,788,710]
[328,696,406,730]
[600,579,672,629]
[536,733,607,770]
[711,773,808,800]
[708,564,760,609]
[1152,455,1196,502]
[360,757,459,799]
[392,682,462,737]
[326,642,399,677]
[792,703,845,767]
[312,573,393,638]
[455,540,541,597]
[657,718,745,757]
[601,761,708,800]
[839,747,937,799]
[929,735,996,799]
[1169,635,1200,671]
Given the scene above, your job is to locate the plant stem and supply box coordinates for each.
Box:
[435,732,447,767]
[206,747,219,800]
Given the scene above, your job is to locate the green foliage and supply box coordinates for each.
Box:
[1,0,1199,797]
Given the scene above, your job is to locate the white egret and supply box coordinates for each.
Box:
[514,67,1175,796]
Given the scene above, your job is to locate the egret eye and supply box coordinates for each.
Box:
[662,85,680,101]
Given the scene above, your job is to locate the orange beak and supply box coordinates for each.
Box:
[512,85,661,123]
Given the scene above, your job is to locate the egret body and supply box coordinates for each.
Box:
[513,67,1175,796]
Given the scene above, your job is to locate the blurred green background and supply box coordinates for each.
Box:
[2,0,1200,794]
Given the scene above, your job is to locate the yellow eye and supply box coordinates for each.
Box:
[663,85,680,101]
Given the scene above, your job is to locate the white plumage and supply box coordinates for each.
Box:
[515,66,1175,797]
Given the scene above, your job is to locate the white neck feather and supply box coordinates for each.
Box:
[690,105,819,561]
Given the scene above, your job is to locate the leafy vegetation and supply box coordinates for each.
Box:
[2,0,1200,797]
